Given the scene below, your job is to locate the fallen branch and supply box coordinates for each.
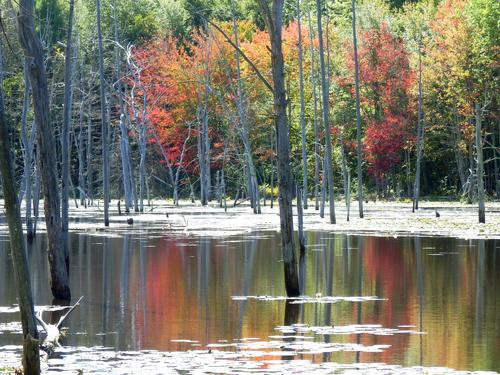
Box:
[35,296,83,356]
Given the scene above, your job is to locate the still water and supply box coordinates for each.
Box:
[0,230,499,372]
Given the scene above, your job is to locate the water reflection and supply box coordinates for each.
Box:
[0,232,499,372]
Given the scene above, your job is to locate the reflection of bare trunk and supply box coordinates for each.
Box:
[0,36,41,374]
[475,104,485,223]
[355,237,363,363]
[474,239,485,339]
[415,236,424,366]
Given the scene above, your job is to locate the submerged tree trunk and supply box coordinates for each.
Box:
[351,0,364,218]
[0,34,41,375]
[316,0,336,224]
[61,0,75,251]
[475,103,485,223]
[18,0,71,300]
[257,0,300,297]
[97,0,110,226]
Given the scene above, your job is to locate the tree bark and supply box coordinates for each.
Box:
[307,7,320,211]
[316,0,336,224]
[113,0,133,213]
[351,0,364,218]
[17,0,71,300]
[230,4,261,213]
[86,93,93,206]
[413,44,424,212]
[0,32,41,375]
[297,0,308,209]
[475,103,485,223]
[19,63,35,241]
[61,0,75,250]
[257,0,300,297]
[96,0,110,226]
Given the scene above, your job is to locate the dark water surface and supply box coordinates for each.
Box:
[0,231,499,372]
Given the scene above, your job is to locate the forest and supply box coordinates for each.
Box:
[0,0,498,373]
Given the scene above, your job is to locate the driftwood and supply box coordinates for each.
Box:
[35,296,83,356]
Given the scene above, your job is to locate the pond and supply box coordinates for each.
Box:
[0,230,499,373]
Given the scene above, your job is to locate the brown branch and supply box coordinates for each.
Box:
[205,18,274,94]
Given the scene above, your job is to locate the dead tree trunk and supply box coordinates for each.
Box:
[297,0,308,209]
[257,0,300,297]
[297,186,306,255]
[413,43,424,212]
[307,7,320,211]
[475,103,485,223]
[86,94,93,206]
[17,0,71,300]
[351,0,364,218]
[61,0,75,248]
[96,0,110,226]
[113,0,133,213]
[0,33,41,375]
[316,0,336,224]
[20,63,36,241]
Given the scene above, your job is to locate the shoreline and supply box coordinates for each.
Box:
[1,199,499,240]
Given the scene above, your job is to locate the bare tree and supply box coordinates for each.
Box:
[475,103,485,223]
[231,0,260,214]
[19,63,37,241]
[96,0,110,225]
[307,6,321,211]
[413,39,424,212]
[0,31,41,375]
[18,0,71,300]
[113,0,134,213]
[256,0,300,297]
[61,0,75,247]
[297,0,308,209]
[351,0,364,218]
[316,0,336,224]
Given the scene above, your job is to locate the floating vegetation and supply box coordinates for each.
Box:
[275,324,426,336]
[231,295,384,304]
[1,345,497,374]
